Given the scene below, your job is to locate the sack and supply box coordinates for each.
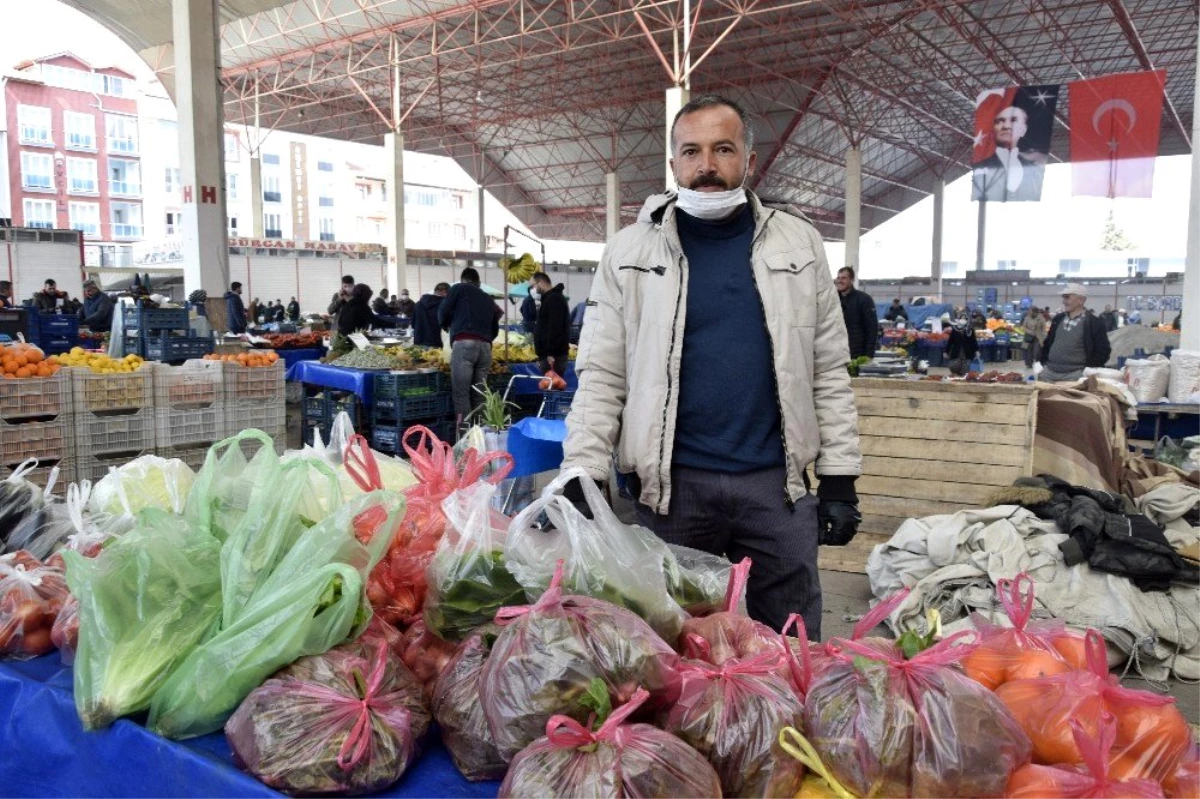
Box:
[1168,349,1200,403]
[505,467,695,641]
[480,562,681,761]
[805,632,1032,798]
[423,481,525,642]
[996,631,1193,786]
[500,688,721,799]
[0,552,68,658]
[1125,356,1171,403]
[433,625,507,781]
[226,639,431,796]
[663,652,806,798]
[0,460,53,553]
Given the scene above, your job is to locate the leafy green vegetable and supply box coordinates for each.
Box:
[424,548,526,642]
[579,677,613,729]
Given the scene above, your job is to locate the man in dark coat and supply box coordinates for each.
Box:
[439,268,502,419]
[519,293,538,334]
[225,282,247,334]
[1040,283,1112,382]
[412,283,449,348]
[286,297,300,322]
[884,299,907,322]
[835,266,877,359]
[78,279,114,331]
[530,271,570,374]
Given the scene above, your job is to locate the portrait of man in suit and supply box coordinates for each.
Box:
[972,105,1048,202]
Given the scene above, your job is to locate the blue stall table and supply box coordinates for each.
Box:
[506,361,577,394]
[286,360,383,405]
[0,655,500,798]
[276,347,327,370]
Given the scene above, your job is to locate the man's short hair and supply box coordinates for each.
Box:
[0,281,11,293]
[461,267,481,285]
[893,298,901,304]
[44,279,56,287]
[671,94,754,154]
[531,272,550,285]
[379,288,389,297]
[342,275,355,285]
[838,266,856,281]
[434,282,451,294]
[231,281,242,291]
[83,279,98,290]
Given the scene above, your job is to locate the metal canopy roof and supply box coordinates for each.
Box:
[66,0,1198,243]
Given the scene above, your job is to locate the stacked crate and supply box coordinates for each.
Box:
[223,360,286,455]
[29,311,82,356]
[153,360,225,468]
[370,370,452,454]
[71,366,156,484]
[123,306,213,362]
[300,385,361,449]
[0,369,74,493]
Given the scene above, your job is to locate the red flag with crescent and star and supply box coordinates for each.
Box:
[1070,70,1166,198]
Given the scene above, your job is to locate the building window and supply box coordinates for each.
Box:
[227,173,239,201]
[64,111,96,151]
[228,217,239,236]
[223,132,239,162]
[105,114,139,155]
[165,211,178,236]
[319,217,335,242]
[23,199,56,229]
[263,153,281,166]
[264,213,282,238]
[18,105,52,146]
[454,224,467,241]
[263,175,282,203]
[101,74,129,98]
[110,202,143,239]
[451,193,465,210]
[356,182,373,201]
[1059,259,1081,275]
[109,158,141,197]
[996,259,1018,270]
[317,161,334,172]
[20,152,53,190]
[318,196,334,207]
[67,158,98,194]
[941,261,958,277]
[165,167,181,194]
[69,202,100,236]
[1127,257,1150,276]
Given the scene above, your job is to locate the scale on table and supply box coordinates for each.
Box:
[858,352,910,377]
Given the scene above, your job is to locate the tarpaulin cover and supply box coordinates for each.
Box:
[505,417,567,478]
[285,361,379,405]
[0,655,500,798]
[874,303,954,328]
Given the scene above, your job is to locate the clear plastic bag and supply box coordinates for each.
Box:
[51,593,79,665]
[500,688,721,799]
[433,624,507,781]
[89,454,195,520]
[186,430,293,543]
[225,638,431,796]
[0,460,52,553]
[0,551,68,659]
[424,481,525,642]
[480,562,681,761]
[663,652,806,798]
[505,467,692,641]
[664,544,737,618]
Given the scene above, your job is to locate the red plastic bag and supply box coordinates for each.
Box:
[0,552,67,659]
[433,625,507,781]
[664,651,806,797]
[1166,744,1200,798]
[679,558,783,666]
[1007,713,1165,798]
[226,639,431,796]
[500,688,721,799]
[962,574,1085,690]
[51,594,79,665]
[996,631,1194,787]
[784,588,911,687]
[481,562,681,761]
[396,617,457,697]
[805,631,1031,798]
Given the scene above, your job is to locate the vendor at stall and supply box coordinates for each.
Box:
[335,284,382,337]
[1039,282,1111,382]
[78,280,114,332]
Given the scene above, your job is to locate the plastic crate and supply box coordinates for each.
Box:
[122,306,189,331]
[0,370,72,423]
[157,442,213,473]
[302,392,328,423]
[372,390,450,422]
[76,449,152,485]
[153,361,224,410]
[224,398,286,439]
[144,333,215,362]
[39,315,79,335]
[0,419,70,467]
[370,424,403,454]
[2,458,72,496]
[224,361,285,402]
[40,336,79,356]
[374,370,442,397]
[156,404,225,448]
[75,406,156,455]
[539,390,575,421]
[71,368,153,413]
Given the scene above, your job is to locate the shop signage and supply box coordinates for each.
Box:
[228,237,383,254]
[1126,295,1182,312]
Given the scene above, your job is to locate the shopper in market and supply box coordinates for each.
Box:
[286,296,300,322]
[1021,306,1048,368]
[1039,282,1112,382]
[32,279,67,312]
[946,317,980,376]
[225,282,248,335]
[530,271,570,375]
[562,94,862,636]
[519,290,538,334]
[835,266,878,359]
[335,283,382,337]
[78,279,114,332]
[373,288,392,316]
[884,298,908,323]
[1100,304,1119,332]
[0,281,13,309]
[327,275,355,325]
[396,289,416,318]
[440,268,502,421]
[413,282,450,348]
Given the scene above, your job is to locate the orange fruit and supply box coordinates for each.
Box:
[962,645,1009,691]
[1051,635,1089,670]
[1005,650,1073,683]
[15,366,30,378]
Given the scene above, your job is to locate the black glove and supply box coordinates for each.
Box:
[818,500,861,546]
[561,476,603,521]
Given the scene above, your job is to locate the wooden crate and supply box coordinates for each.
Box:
[818,378,1039,573]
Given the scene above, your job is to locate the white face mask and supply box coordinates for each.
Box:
[530,288,541,300]
[674,185,748,220]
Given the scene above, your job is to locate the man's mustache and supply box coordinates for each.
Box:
[688,174,729,190]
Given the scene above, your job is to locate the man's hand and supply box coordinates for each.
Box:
[562,476,603,521]
[818,500,861,546]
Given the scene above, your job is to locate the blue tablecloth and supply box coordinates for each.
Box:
[875,303,953,328]
[507,361,577,394]
[286,360,382,405]
[0,654,499,798]
[277,347,327,370]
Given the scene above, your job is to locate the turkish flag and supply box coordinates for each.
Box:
[1070,70,1166,198]
[972,87,1019,164]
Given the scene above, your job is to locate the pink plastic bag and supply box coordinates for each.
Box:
[1006,713,1165,798]
[396,618,457,698]
[805,631,1032,798]
[481,562,681,761]
[432,625,506,781]
[784,587,911,687]
[679,558,784,666]
[500,688,721,799]
[226,639,431,796]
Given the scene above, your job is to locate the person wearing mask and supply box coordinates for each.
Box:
[78,279,114,332]
[328,275,355,325]
[970,308,988,330]
[336,284,381,337]
[439,268,502,420]
[1021,306,1048,368]
[530,271,570,375]
[413,283,450,348]
[33,279,67,312]
[396,289,416,318]
[884,298,908,322]
[561,95,861,635]
[835,266,878,359]
[373,288,392,316]
[1040,283,1112,382]
[946,317,980,376]
[286,297,300,322]
[0,281,14,309]
[225,282,248,335]
[519,291,538,334]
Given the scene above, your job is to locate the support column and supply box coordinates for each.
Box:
[664,86,689,190]
[250,155,263,237]
[1182,27,1200,350]
[844,146,862,270]
[976,200,987,272]
[172,0,229,305]
[477,184,486,253]
[930,179,944,300]
[385,130,405,295]
[605,171,621,240]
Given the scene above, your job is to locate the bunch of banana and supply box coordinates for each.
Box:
[500,252,540,284]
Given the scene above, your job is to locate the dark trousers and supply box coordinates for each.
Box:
[634,465,823,638]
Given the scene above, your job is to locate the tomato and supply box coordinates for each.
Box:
[19,627,53,656]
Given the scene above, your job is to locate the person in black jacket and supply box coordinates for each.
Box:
[530,272,570,374]
[884,298,908,322]
[519,293,538,334]
[835,266,877,359]
[1040,283,1112,382]
[336,284,380,337]
[225,282,247,334]
[372,288,392,316]
[412,283,449,348]
[439,268,502,419]
[945,318,979,376]
[286,297,300,322]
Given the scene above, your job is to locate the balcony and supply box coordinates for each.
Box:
[109,181,141,197]
[109,138,138,155]
[22,175,53,191]
[67,133,96,152]
[27,221,54,230]
[69,178,98,195]
[264,228,283,238]
[19,127,52,146]
[263,191,282,203]
[112,224,142,239]
[319,232,335,242]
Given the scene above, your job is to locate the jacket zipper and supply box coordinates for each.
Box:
[657,252,686,512]
[619,265,667,275]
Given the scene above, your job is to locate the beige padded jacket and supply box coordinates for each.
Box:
[562,191,862,514]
